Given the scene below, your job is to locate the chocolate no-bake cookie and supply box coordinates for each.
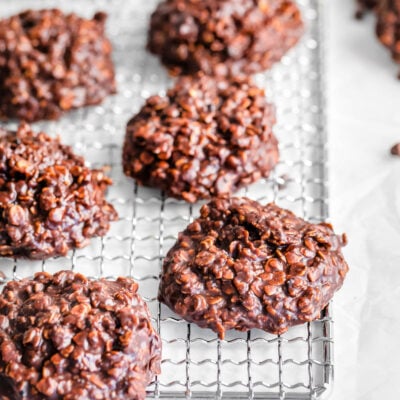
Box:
[159,197,349,339]
[376,0,400,75]
[147,0,304,76]
[0,270,161,400]
[0,123,117,259]
[123,74,279,203]
[0,9,116,122]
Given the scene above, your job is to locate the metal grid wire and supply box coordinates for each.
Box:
[0,0,332,399]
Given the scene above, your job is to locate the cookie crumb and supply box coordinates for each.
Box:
[390,143,400,156]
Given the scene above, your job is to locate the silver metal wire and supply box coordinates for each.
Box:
[0,0,332,398]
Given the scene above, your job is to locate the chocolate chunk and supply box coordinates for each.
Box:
[390,142,400,155]
[0,270,161,400]
[355,0,378,18]
[376,0,400,77]
[0,9,116,122]
[147,0,304,76]
[123,74,279,203]
[159,197,349,339]
[0,123,117,259]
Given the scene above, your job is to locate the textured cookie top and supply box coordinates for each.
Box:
[377,0,400,65]
[0,9,116,121]
[123,74,278,202]
[159,197,349,339]
[0,270,161,400]
[0,123,117,259]
[147,0,304,76]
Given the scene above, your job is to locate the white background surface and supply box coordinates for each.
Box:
[329,1,400,399]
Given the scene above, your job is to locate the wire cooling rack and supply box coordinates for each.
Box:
[0,0,332,399]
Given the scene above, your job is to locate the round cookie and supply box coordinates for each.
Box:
[0,270,161,400]
[147,0,304,76]
[0,9,116,122]
[123,74,279,203]
[0,123,117,259]
[376,0,400,75]
[159,197,349,339]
